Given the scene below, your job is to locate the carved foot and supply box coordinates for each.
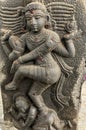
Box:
[33,109,64,130]
[5,82,17,90]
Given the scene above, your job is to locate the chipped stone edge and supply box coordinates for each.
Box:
[72,58,85,112]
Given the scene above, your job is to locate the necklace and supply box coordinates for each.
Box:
[27,29,49,44]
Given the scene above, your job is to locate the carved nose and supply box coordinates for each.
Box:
[31,17,37,25]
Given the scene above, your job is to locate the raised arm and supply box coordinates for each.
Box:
[1,29,12,56]
[0,29,26,61]
[53,32,76,58]
[8,35,26,61]
[64,38,75,58]
[54,38,75,58]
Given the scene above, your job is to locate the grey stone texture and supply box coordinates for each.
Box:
[77,81,86,130]
[0,0,86,130]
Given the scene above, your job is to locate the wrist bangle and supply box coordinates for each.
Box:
[1,41,6,45]
[18,57,23,63]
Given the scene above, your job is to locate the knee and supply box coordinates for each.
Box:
[28,91,37,99]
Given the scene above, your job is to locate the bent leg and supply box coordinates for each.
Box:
[5,65,48,90]
[11,65,49,83]
[5,64,61,90]
[12,65,61,84]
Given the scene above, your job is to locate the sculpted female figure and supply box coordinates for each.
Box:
[1,2,76,129]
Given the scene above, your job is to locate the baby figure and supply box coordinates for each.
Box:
[9,93,37,129]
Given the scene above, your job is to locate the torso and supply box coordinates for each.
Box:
[24,29,59,68]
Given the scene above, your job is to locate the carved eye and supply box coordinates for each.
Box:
[35,15,42,19]
[26,17,32,21]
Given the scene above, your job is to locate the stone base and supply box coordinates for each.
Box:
[0,122,17,130]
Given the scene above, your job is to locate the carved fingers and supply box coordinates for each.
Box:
[10,60,20,73]
[1,29,12,42]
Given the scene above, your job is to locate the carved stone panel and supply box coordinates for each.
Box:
[0,0,85,130]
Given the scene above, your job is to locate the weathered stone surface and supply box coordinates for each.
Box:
[0,86,4,130]
[77,81,86,130]
[0,1,86,130]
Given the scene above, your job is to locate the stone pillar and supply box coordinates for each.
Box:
[77,81,86,130]
[0,86,4,130]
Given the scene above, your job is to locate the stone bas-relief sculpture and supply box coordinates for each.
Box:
[0,0,85,130]
[9,93,37,129]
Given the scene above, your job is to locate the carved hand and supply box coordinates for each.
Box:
[64,29,82,41]
[10,60,21,73]
[1,29,12,42]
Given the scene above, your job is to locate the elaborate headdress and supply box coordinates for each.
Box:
[25,2,47,14]
[24,2,52,29]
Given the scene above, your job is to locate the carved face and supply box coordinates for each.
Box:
[25,10,46,33]
[15,96,29,113]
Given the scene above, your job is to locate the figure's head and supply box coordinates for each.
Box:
[13,93,30,113]
[24,2,51,33]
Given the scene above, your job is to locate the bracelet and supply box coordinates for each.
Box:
[18,57,23,63]
[1,41,6,45]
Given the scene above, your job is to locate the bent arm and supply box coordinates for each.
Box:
[10,108,20,120]
[18,33,75,63]
[65,39,75,57]
[24,106,37,127]
[1,41,11,56]
[53,42,70,57]
[54,39,75,58]
[53,31,76,58]
[8,35,26,61]
[18,38,60,63]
